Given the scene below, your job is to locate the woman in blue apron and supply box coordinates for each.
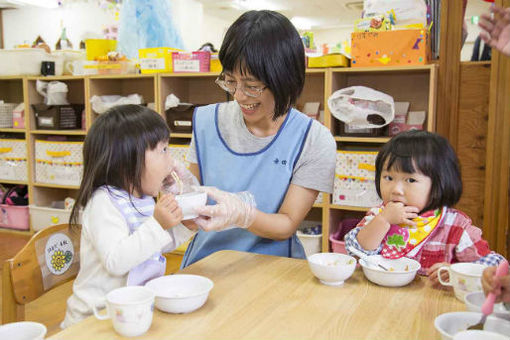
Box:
[180,10,336,267]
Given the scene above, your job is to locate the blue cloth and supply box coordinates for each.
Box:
[117,0,184,59]
[181,103,312,267]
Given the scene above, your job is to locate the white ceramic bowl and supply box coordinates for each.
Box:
[464,291,510,321]
[453,330,510,340]
[145,274,213,313]
[307,252,357,286]
[434,312,510,340]
[175,191,207,220]
[359,255,420,287]
[0,321,47,340]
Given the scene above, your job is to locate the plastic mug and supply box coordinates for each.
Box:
[438,263,485,301]
[92,286,155,337]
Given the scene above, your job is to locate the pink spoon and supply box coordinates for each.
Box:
[467,260,509,330]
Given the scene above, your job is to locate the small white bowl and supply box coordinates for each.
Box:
[464,291,510,321]
[307,252,357,286]
[434,312,510,340]
[145,274,213,313]
[0,321,47,340]
[453,330,510,340]
[175,191,207,220]
[359,255,420,287]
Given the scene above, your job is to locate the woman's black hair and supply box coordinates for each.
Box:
[375,130,462,212]
[69,104,170,228]
[219,10,305,120]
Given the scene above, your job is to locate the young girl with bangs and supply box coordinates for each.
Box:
[345,130,505,285]
[62,105,195,327]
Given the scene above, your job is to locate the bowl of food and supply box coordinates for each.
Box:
[453,330,510,340]
[145,274,213,313]
[307,252,357,286]
[174,191,207,220]
[435,312,510,340]
[359,255,420,287]
[464,291,510,321]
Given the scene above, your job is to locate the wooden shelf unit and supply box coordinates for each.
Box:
[0,67,437,247]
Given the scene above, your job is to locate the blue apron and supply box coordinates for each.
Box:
[182,103,312,267]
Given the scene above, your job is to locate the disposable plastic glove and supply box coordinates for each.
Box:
[193,186,257,232]
[162,160,199,195]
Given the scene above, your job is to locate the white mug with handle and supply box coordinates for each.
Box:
[437,263,486,301]
[92,286,155,337]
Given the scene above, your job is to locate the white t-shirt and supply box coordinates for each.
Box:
[61,189,194,328]
[187,102,336,193]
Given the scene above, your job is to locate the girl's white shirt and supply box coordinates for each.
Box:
[61,189,195,328]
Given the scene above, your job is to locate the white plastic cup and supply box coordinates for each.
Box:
[92,286,155,337]
[438,263,485,301]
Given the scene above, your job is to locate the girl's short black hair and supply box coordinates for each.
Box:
[375,130,462,212]
[70,104,170,226]
[219,10,305,120]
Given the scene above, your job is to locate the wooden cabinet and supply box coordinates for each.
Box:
[0,67,437,262]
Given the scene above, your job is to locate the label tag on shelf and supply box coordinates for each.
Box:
[140,58,165,70]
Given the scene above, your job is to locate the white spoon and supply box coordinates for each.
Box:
[347,246,390,271]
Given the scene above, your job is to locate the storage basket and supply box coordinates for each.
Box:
[35,140,83,186]
[333,150,382,207]
[336,121,387,137]
[0,204,29,230]
[32,104,84,130]
[0,139,27,181]
[165,104,198,133]
[329,218,361,254]
[0,103,18,128]
[29,205,82,231]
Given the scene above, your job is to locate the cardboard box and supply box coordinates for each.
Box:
[139,47,182,74]
[351,29,430,68]
[172,51,210,73]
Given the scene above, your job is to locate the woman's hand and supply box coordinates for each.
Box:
[193,186,257,232]
[154,193,183,230]
[380,202,419,226]
[479,5,510,57]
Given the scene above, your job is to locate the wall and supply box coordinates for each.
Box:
[2,0,229,52]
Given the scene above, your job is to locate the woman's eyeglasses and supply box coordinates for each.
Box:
[215,75,267,98]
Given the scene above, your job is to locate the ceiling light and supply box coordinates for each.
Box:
[232,0,286,11]
[291,17,312,31]
[7,0,60,9]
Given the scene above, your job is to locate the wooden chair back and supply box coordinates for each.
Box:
[2,224,81,324]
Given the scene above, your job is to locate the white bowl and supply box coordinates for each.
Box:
[359,255,420,287]
[145,274,213,313]
[175,191,207,220]
[453,330,510,340]
[0,321,47,340]
[464,291,510,321]
[307,252,357,286]
[434,312,510,340]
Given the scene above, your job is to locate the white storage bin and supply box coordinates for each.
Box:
[0,139,27,181]
[29,205,81,231]
[35,140,83,186]
[0,49,64,76]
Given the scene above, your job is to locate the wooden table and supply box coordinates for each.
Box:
[49,250,464,340]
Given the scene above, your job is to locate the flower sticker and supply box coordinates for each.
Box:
[45,233,74,275]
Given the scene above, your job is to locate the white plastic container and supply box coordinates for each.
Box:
[0,49,64,76]
[297,231,322,257]
[29,205,81,231]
